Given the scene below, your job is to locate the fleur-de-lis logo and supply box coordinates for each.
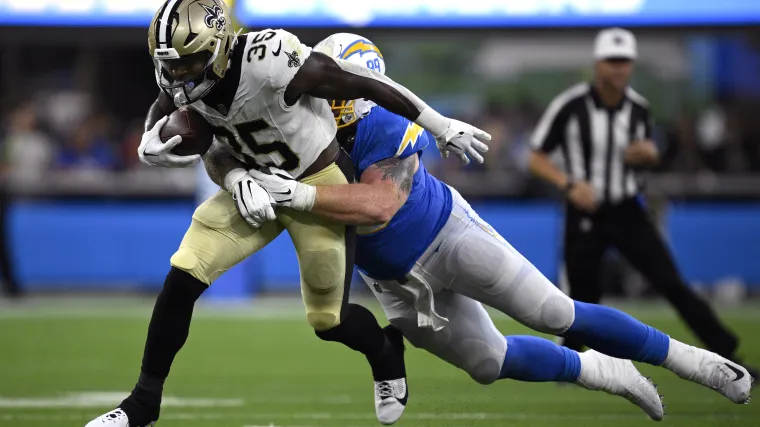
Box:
[285,50,300,68]
[201,3,226,31]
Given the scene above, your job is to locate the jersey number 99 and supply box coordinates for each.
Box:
[212,121,300,172]
[366,58,381,72]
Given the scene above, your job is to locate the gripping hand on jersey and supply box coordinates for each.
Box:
[224,168,276,228]
[138,116,201,167]
[249,167,316,212]
[434,118,491,165]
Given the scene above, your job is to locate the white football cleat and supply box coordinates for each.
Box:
[576,350,665,421]
[84,409,155,427]
[375,378,408,425]
[663,339,752,404]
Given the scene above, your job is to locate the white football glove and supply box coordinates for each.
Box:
[138,116,201,168]
[224,168,276,228]
[249,167,316,212]
[416,108,490,165]
[434,118,491,165]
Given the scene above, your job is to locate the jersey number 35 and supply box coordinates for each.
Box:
[212,121,300,172]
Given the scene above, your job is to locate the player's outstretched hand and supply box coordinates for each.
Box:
[435,119,491,165]
[138,116,201,168]
[249,168,316,212]
[224,168,276,228]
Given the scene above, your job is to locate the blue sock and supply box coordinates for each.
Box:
[499,335,581,383]
[562,301,670,365]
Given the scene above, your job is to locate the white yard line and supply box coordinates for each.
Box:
[0,392,244,409]
[0,392,361,409]
[0,412,750,422]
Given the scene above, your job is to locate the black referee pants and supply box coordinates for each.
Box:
[560,198,739,359]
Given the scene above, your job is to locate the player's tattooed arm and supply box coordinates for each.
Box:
[145,91,178,132]
[370,157,415,197]
[285,52,449,137]
[310,154,418,226]
[203,139,247,188]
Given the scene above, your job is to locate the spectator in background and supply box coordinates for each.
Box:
[659,110,702,173]
[3,103,55,181]
[479,115,510,170]
[696,104,728,172]
[0,105,52,296]
[56,113,119,171]
[122,119,146,169]
[741,110,760,172]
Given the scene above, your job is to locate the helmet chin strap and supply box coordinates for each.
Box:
[173,77,216,105]
[224,28,244,72]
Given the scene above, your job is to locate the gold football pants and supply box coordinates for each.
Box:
[170,156,355,331]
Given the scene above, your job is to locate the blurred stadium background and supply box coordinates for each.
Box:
[1,1,759,427]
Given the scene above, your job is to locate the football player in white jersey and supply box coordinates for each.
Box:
[208,32,754,422]
[85,1,489,427]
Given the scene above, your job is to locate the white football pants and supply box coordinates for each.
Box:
[361,188,576,385]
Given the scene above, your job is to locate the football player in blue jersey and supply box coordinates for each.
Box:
[211,33,753,423]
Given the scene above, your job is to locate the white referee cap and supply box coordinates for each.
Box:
[594,27,637,60]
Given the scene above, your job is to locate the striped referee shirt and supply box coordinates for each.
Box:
[530,82,653,204]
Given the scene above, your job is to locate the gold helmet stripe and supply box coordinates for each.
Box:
[158,0,181,49]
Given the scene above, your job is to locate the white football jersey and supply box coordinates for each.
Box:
[167,29,337,178]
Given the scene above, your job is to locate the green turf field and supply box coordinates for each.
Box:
[1,297,758,427]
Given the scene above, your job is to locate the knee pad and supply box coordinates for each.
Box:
[170,221,220,285]
[390,318,503,386]
[502,267,576,335]
[459,336,505,385]
[301,247,345,331]
[299,247,343,295]
[307,311,340,331]
[171,192,244,285]
[465,352,502,385]
[538,292,576,335]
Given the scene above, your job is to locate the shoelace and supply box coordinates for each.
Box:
[711,364,733,390]
[377,381,395,399]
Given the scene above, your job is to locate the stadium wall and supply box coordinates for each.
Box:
[9,200,760,292]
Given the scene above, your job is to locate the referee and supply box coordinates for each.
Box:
[528,28,755,375]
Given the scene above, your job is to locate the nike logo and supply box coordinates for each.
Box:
[396,384,408,405]
[272,41,282,56]
[725,363,745,382]
[273,189,291,196]
[379,390,408,406]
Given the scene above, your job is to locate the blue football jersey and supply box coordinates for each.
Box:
[350,106,453,280]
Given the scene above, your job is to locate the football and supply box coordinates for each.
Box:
[160,108,214,156]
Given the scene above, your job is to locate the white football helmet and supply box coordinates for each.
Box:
[314,33,385,128]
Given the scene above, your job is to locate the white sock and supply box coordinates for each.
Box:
[575,350,605,390]
[662,338,700,380]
